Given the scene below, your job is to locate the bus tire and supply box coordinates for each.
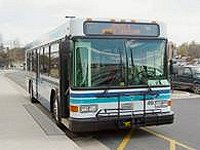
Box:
[52,94,61,125]
[30,82,38,103]
[193,83,200,94]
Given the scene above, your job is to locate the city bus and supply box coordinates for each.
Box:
[26,17,174,132]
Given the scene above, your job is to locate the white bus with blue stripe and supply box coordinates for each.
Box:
[26,17,174,132]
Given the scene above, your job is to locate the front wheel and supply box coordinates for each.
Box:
[52,95,61,125]
[193,83,200,94]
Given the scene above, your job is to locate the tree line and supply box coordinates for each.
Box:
[0,47,25,67]
[177,41,200,60]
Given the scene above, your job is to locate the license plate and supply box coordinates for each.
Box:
[121,103,133,110]
[147,100,168,108]
[155,101,168,108]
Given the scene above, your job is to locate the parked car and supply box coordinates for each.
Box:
[171,65,200,93]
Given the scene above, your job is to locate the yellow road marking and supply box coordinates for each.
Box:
[170,140,176,150]
[140,127,196,150]
[117,128,134,150]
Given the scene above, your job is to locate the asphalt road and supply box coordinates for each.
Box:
[4,70,200,150]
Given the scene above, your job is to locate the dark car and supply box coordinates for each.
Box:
[171,65,200,93]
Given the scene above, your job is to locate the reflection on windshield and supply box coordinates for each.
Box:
[126,40,165,85]
[74,39,124,87]
[73,38,166,88]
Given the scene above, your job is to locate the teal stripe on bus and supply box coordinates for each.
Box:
[70,94,170,104]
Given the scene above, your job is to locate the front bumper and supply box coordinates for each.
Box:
[68,111,174,132]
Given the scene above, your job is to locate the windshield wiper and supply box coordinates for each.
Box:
[147,84,159,97]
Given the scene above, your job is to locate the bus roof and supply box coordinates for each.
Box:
[26,17,167,50]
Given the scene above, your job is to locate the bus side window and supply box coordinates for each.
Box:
[31,50,37,73]
[39,48,44,74]
[29,52,32,71]
[50,43,59,78]
[42,46,50,76]
[27,52,31,71]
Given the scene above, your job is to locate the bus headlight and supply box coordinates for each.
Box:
[80,105,98,113]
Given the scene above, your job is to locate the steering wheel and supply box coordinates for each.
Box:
[136,70,155,78]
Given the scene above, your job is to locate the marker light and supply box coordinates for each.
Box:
[86,18,92,21]
[131,19,137,22]
[168,100,172,106]
[151,21,157,24]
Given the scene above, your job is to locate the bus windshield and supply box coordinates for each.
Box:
[72,38,166,88]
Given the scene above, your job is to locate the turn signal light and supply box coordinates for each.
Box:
[70,105,79,112]
[168,100,172,106]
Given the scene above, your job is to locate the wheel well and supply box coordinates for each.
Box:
[28,80,32,93]
[50,89,56,113]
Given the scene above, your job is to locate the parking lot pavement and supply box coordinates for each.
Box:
[171,90,200,100]
[0,73,80,150]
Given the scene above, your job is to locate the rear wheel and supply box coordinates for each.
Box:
[52,95,61,125]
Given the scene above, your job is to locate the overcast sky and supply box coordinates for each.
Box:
[0,0,200,46]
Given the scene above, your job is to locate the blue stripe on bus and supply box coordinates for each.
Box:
[70,94,170,104]
[70,90,170,98]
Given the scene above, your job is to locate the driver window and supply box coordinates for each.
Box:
[74,43,91,87]
[183,68,192,76]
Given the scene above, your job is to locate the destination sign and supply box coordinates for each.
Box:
[84,21,159,37]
